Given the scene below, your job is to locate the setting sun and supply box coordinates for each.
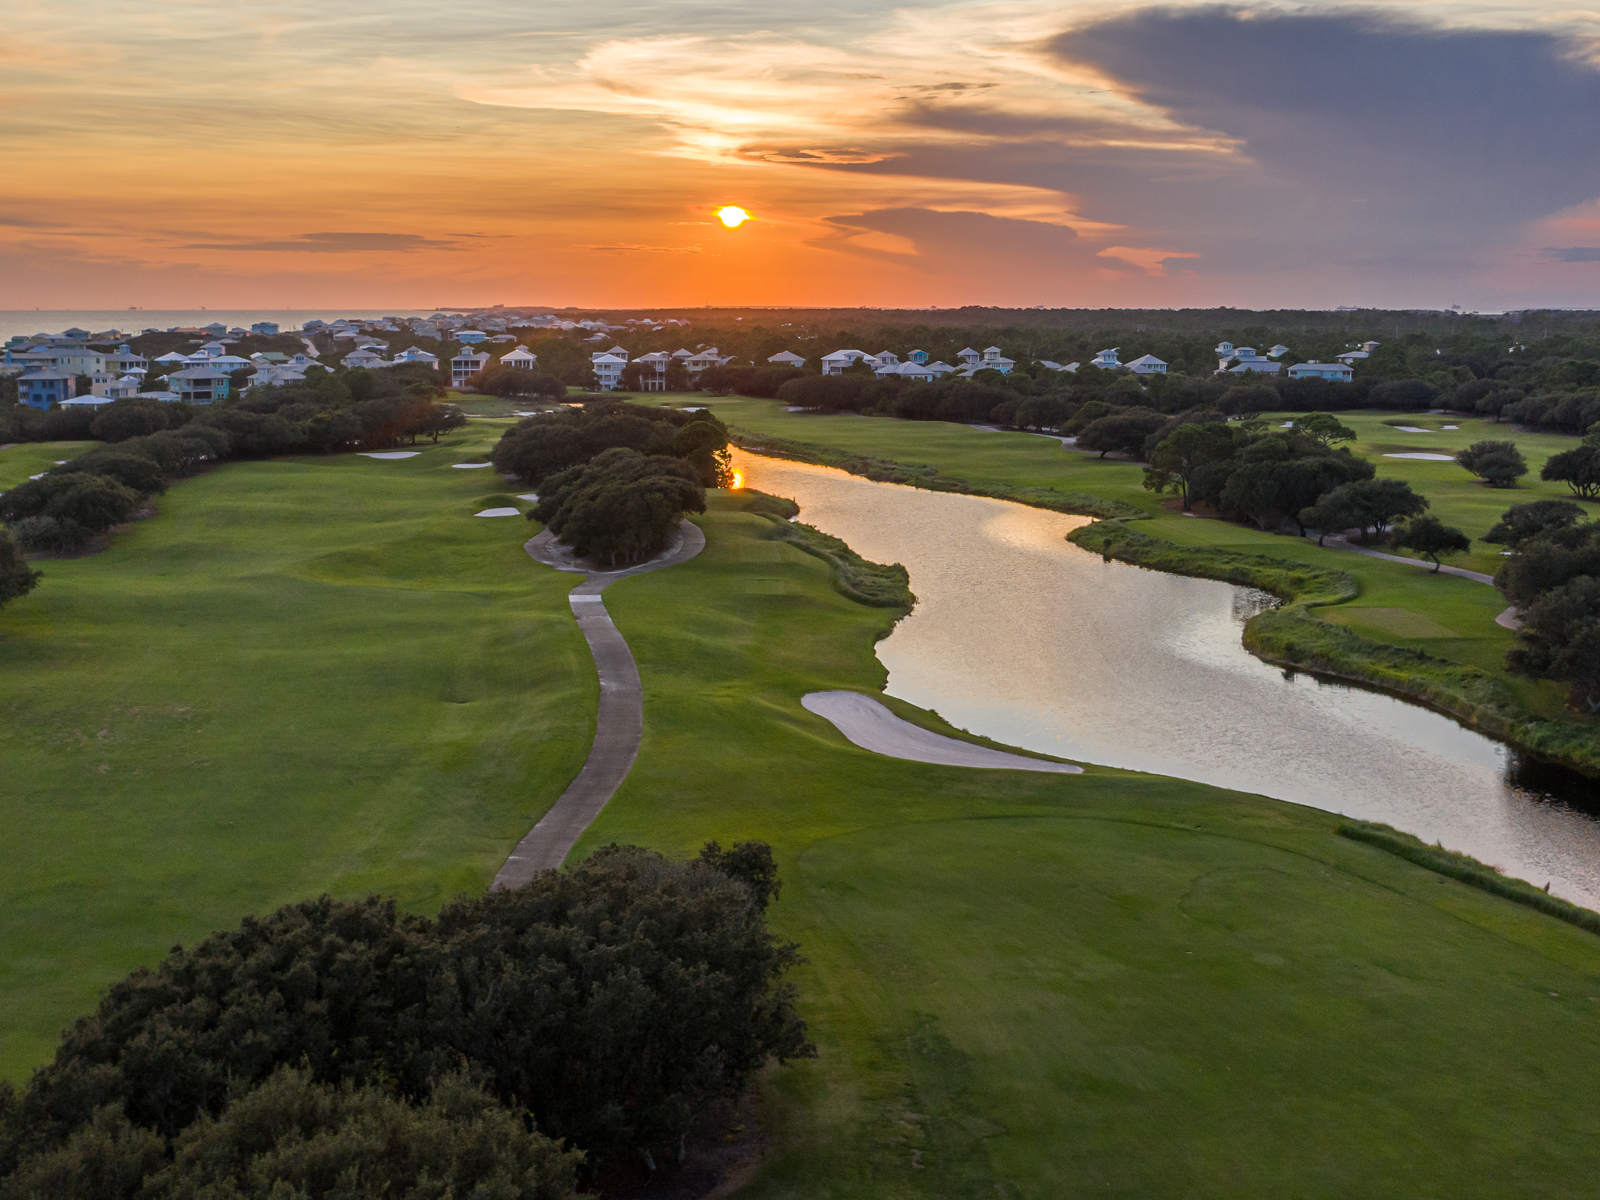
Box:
[716,206,752,228]
[729,469,745,489]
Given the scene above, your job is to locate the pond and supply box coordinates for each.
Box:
[731,449,1600,907]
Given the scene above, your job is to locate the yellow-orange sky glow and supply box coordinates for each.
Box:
[5,0,1600,310]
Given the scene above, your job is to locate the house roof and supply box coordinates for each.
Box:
[1127,354,1167,366]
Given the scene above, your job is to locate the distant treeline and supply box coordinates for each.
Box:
[0,842,812,1197]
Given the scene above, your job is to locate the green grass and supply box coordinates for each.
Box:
[574,497,1600,1198]
[0,422,592,1079]
[0,441,97,492]
[13,424,1600,1194]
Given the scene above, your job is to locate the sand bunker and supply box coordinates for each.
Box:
[1384,452,1455,461]
[359,451,420,459]
[452,463,493,469]
[516,493,540,501]
[801,691,1081,773]
[1393,426,1434,433]
[474,507,520,517]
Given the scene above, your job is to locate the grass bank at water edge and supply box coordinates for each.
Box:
[731,430,1144,520]
[1070,519,1600,774]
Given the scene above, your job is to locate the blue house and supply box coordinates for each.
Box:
[251,321,280,335]
[19,371,78,410]
[166,367,231,404]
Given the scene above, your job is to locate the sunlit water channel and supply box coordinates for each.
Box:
[732,449,1600,907]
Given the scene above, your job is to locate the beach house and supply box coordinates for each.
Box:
[451,348,492,387]
[499,345,539,370]
[167,367,231,404]
[1287,360,1355,382]
[18,371,78,409]
[1127,354,1168,375]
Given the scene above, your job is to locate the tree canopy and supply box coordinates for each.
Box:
[0,528,42,607]
[1456,440,1528,487]
[490,402,729,487]
[1391,515,1472,571]
[531,448,706,565]
[0,843,810,1192]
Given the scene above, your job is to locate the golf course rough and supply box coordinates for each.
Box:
[11,430,1600,1195]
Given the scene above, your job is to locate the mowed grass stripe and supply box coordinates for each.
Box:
[0,424,592,1080]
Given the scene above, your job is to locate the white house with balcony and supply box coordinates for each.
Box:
[821,349,871,375]
[343,348,389,370]
[1287,360,1354,382]
[956,347,981,367]
[451,348,492,387]
[391,347,439,370]
[499,345,539,369]
[591,349,628,390]
[634,351,672,391]
[1127,354,1168,375]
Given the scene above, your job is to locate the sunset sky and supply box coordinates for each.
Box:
[6,0,1600,311]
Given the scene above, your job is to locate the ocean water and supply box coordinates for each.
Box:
[0,310,440,344]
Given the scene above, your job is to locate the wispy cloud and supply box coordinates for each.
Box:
[1547,247,1600,262]
[177,232,460,253]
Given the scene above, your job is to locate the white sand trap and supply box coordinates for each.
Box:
[1393,426,1434,433]
[1442,424,1459,429]
[29,472,47,480]
[359,451,420,459]
[802,691,1082,773]
[452,462,492,469]
[54,460,67,464]
[516,493,539,501]
[475,507,520,517]
[1384,452,1455,461]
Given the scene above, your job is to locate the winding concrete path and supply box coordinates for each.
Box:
[1319,534,1496,584]
[801,691,1082,773]
[492,519,706,890]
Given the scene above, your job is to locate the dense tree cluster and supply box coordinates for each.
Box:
[1493,502,1600,712]
[469,366,568,398]
[532,448,706,565]
[0,843,811,1195]
[1138,416,1377,531]
[490,401,731,488]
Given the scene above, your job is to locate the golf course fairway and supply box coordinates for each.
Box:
[6,425,1600,1195]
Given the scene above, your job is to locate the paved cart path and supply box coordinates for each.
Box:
[492,519,706,890]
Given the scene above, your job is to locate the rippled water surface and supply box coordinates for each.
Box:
[733,450,1600,907]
